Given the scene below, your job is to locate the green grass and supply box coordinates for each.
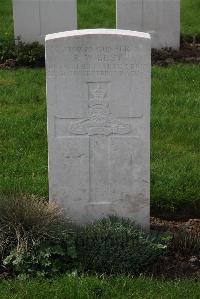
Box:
[0,65,199,215]
[151,64,200,215]
[78,0,116,29]
[0,275,199,299]
[1,0,200,41]
[0,0,13,41]
[181,0,200,39]
[0,69,48,196]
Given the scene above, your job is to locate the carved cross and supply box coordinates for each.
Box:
[56,82,141,203]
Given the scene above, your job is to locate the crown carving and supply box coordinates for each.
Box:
[93,86,106,99]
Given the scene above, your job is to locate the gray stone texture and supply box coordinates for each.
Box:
[117,0,180,49]
[13,0,77,44]
[46,29,151,228]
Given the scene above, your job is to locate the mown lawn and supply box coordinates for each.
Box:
[0,69,47,196]
[0,65,200,215]
[0,275,200,299]
[0,0,14,41]
[0,0,200,41]
[181,0,200,39]
[151,64,200,215]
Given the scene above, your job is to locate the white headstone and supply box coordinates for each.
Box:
[13,0,77,44]
[117,0,180,49]
[46,29,151,228]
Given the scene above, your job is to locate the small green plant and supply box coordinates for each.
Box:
[0,40,45,67]
[76,216,169,275]
[15,41,45,67]
[0,40,15,63]
[0,195,76,277]
[4,242,76,278]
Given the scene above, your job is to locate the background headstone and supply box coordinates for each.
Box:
[117,0,180,49]
[13,0,77,44]
[46,29,151,228]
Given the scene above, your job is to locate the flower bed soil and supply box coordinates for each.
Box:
[151,217,200,235]
[150,217,200,279]
[152,41,200,66]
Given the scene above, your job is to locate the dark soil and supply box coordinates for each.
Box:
[151,206,200,221]
[150,217,200,279]
[152,41,200,66]
[151,217,200,235]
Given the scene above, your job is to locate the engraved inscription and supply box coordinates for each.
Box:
[47,45,149,78]
[69,82,130,136]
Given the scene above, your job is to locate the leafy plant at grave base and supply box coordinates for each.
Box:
[0,195,76,278]
[0,40,45,67]
[3,241,77,279]
[0,40,15,62]
[76,216,170,275]
[15,42,45,67]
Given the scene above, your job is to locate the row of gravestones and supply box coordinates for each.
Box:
[13,0,180,49]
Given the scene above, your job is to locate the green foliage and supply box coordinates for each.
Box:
[0,41,45,67]
[76,216,169,275]
[4,242,76,278]
[0,195,76,277]
[0,40,15,63]
[15,42,45,67]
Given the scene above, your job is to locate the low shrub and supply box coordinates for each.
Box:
[0,40,45,67]
[1,197,169,277]
[3,242,76,279]
[16,42,45,67]
[0,40,15,63]
[76,216,169,275]
[0,195,76,277]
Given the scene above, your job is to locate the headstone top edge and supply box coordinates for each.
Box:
[45,29,151,42]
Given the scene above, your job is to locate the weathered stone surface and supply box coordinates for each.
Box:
[13,0,77,44]
[46,29,151,228]
[117,0,180,49]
